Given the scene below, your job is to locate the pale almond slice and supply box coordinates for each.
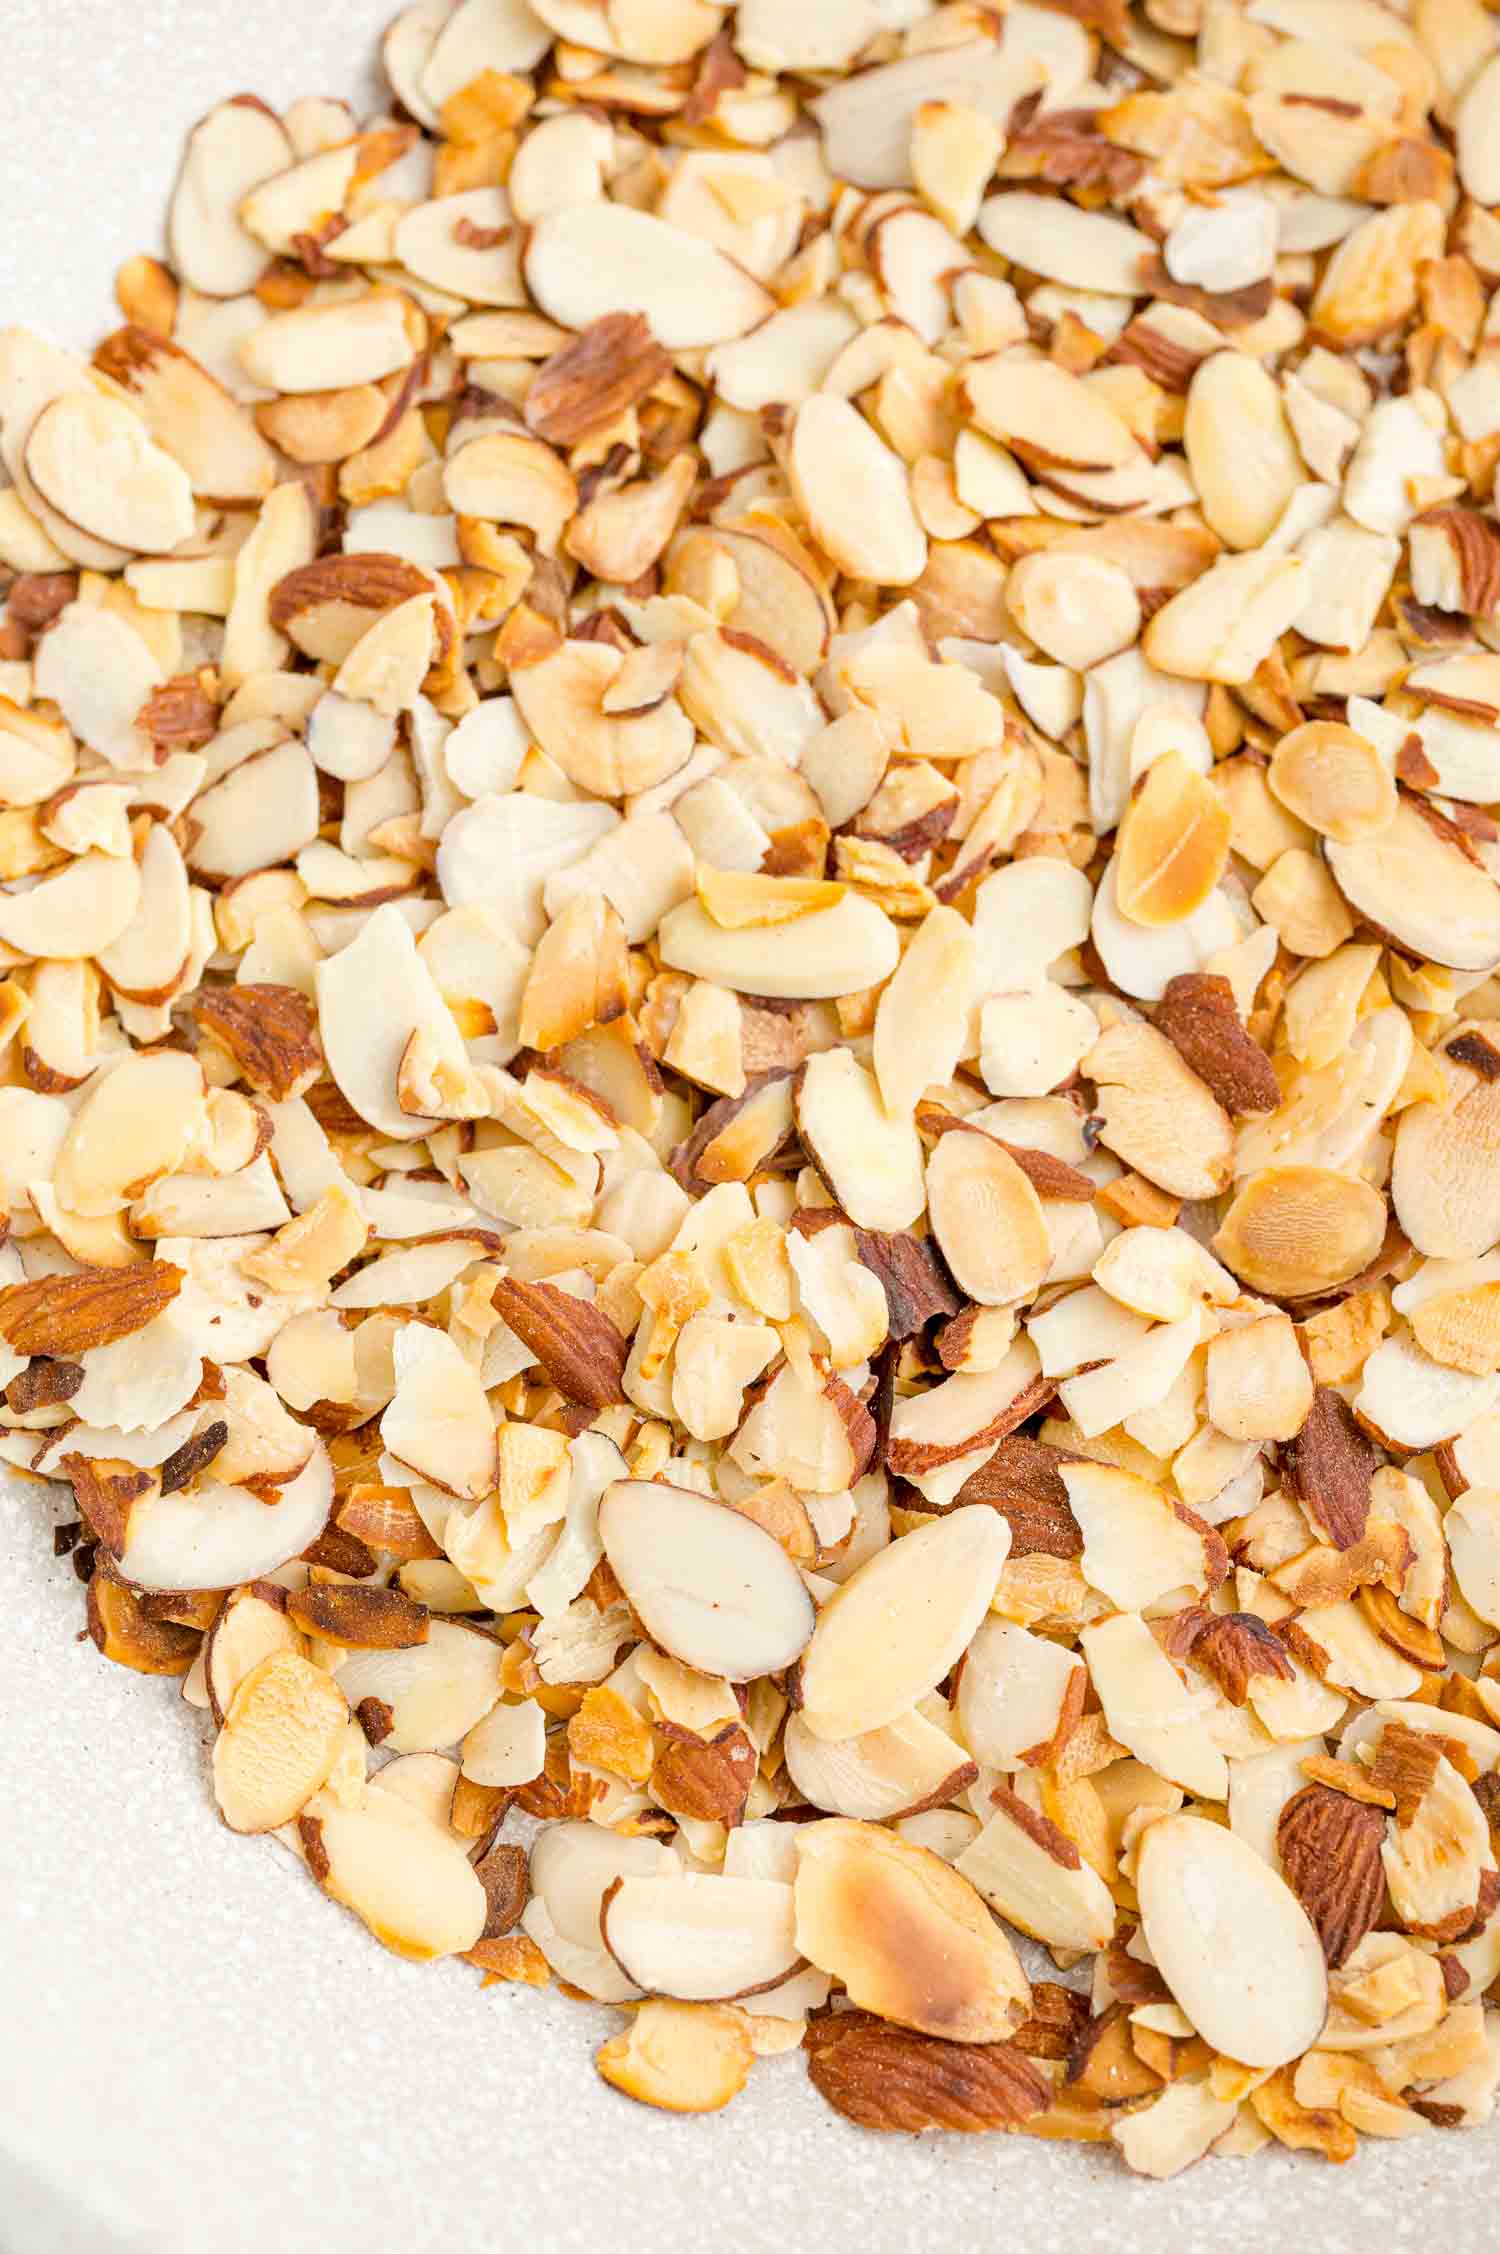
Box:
[1143,549,1309,687]
[601,1873,801,2002]
[168,99,294,296]
[114,1443,335,1593]
[334,1620,506,1755]
[1064,1461,1212,1612]
[782,1706,977,1825]
[420,0,553,107]
[595,1999,753,2115]
[24,391,195,557]
[1079,1611,1228,1801]
[212,1648,350,1833]
[186,736,321,881]
[808,44,1044,190]
[381,1322,496,1501]
[787,395,926,589]
[925,1126,1049,1309]
[301,1785,487,1961]
[978,192,1151,295]
[204,1582,306,1726]
[1136,1813,1329,2069]
[961,355,1136,475]
[316,903,470,1140]
[0,848,141,960]
[658,894,899,1003]
[239,294,419,396]
[1325,798,1500,974]
[527,1821,679,2002]
[794,1817,1029,2042]
[1113,2081,1240,2181]
[598,1479,815,1681]
[394,190,525,307]
[54,1050,206,1218]
[953,1786,1117,1953]
[93,328,276,506]
[437,794,617,947]
[1087,1015,1235,1201]
[795,1505,1011,1743]
[460,1695,546,1787]
[524,205,772,352]
[795,1048,925,1232]
[956,1617,1084,1770]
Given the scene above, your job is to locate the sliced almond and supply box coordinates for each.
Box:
[598,1479,815,1681]
[212,1648,350,1833]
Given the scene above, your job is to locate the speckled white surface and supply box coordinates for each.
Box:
[3,8,1500,2250]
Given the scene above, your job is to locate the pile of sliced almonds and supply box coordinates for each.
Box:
[18,0,1500,2177]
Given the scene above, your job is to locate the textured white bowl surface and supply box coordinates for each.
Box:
[1,7,1497,2249]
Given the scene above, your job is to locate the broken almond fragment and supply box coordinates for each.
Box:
[596,1999,753,2115]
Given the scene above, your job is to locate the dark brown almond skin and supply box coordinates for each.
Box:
[853,1228,963,1339]
[488,1275,628,1411]
[524,313,671,447]
[86,1567,199,1677]
[1153,973,1280,1117]
[953,1434,1084,1558]
[651,1722,758,1825]
[1281,1385,1379,1550]
[191,984,323,1102]
[0,1262,183,1356]
[473,1840,529,1939]
[1186,1610,1295,1705]
[803,2010,1051,2133]
[286,1582,430,1649]
[1276,1783,1386,1968]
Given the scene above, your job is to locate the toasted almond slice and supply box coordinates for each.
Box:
[25,392,195,557]
[1267,721,1396,845]
[212,1648,350,1833]
[525,204,772,351]
[787,395,927,588]
[1183,351,1303,553]
[872,906,973,1123]
[461,1695,546,1787]
[1087,1016,1235,1201]
[595,1998,753,2115]
[54,1050,205,1218]
[598,1479,815,1681]
[782,1706,977,1824]
[601,1873,801,2002]
[794,1817,1029,2042]
[333,1620,506,1755]
[659,894,899,1003]
[511,640,694,800]
[795,1506,1010,1743]
[169,99,294,296]
[925,1126,1050,1308]
[795,1049,925,1232]
[1114,752,1232,930]
[1136,1814,1329,2069]
[1064,1461,1212,1611]
[1214,1166,1388,1298]
[302,1785,487,1961]
[1143,550,1309,687]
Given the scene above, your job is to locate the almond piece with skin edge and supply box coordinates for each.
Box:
[597,1480,815,1682]
[781,1707,978,1826]
[787,395,927,589]
[600,1873,801,2003]
[953,1785,1117,1955]
[300,1785,487,1962]
[794,1505,1011,1743]
[793,1818,1030,2045]
[924,1127,1050,1310]
[1136,1813,1328,2070]
[658,895,900,1004]
[211,1648,350,1834]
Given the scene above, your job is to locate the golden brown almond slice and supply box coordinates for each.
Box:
[1213,1166,1388,1298]
[204,1581,305,1725]
[86,1567,201,1677]
[211,1649,350,1834]
[793,1818,1030,2044]
[1114,752,1232,929]
[1268,721,1397,846]
[595,1999,754,2114]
